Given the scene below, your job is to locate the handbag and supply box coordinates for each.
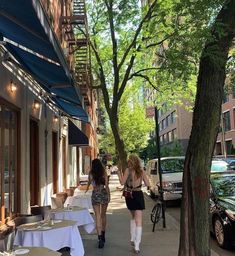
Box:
[122,187,132,198]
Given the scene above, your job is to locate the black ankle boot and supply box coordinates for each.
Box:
[101,230,105,243]
[98,235,104,248]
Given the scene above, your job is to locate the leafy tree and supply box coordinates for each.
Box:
[88,0,161,171]
[161,140,184,157]
[98,84,154,160]
[179,1,235,255]
[87,0,235,255]
[88,0,221,172]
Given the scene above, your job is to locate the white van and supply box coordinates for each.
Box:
[146,156,185,201]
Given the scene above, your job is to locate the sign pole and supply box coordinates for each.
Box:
[154,106,166,228]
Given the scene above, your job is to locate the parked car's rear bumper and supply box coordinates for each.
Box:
[153,187,182,200]
[163,191,182,201]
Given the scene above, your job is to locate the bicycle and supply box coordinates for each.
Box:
[151,199,164,232]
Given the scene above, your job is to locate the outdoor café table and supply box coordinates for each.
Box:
[64,191,92,210]
[13,220,84,256]
[49,206,95,233]
[13,246,62,256]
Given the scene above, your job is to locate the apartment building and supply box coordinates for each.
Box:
[215,91,235,155]
[0,0,98,221]
[158,103,192,153]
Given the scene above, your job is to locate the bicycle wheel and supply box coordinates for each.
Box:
[151,202,161,223]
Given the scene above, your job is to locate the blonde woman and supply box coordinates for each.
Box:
[118,154,150,254]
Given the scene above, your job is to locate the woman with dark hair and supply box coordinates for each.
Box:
[85,158,110,248]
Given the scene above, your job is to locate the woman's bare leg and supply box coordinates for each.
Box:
[93,204,102,235]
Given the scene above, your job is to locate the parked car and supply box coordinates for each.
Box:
[145,156,185,201]
[211,156,235,173]
[210,172,235,248]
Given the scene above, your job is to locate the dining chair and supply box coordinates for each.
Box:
[64,188,74,197]
[0,221,15,252]
[51,197,63,209]
[31,205,51,219]
[14,214,43,229]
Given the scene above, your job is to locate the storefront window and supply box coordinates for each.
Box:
[0,101,18,221]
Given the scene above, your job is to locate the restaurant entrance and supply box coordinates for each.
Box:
[0,99,19,221]
[30,119,39,206]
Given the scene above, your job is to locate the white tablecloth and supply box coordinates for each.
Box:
[49,207,95,233]
[14,220,84,256]
[64,191,92,210]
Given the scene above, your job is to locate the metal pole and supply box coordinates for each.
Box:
[154,106,166,228]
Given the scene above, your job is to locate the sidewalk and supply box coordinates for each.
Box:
[78,175,219,256]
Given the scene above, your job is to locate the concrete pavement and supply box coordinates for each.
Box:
[69,175,219,255]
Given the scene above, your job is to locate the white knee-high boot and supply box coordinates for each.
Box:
[130,219,136,243]
[134,226,142,252]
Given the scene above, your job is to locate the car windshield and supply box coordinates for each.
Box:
[211,175,235,197]
[160,159,184,173]
[211,157,235,171]
[211,161,229,172]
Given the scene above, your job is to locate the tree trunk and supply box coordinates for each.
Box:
[178,1,235,255]
[109,112,127,172]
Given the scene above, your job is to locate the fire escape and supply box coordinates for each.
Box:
[60,0,91,106]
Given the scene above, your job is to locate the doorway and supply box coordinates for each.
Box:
[30,119,39,206]
[0,100,19,221]
[52,131,58,194]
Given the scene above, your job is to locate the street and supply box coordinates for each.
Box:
[163,200,235,256]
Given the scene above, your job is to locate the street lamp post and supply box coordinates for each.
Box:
[154,106,166,228]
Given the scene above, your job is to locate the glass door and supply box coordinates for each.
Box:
[0,100,19,221]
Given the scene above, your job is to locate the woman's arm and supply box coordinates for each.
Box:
[104,172,110,202]
[118,168,129,185]
[85,173,91,193]
[142,170,150,187]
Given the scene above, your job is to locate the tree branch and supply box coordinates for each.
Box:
[146,32,176,49]
[129,73,160,92]
[117,54,136,103]
[129,67,162,80]
[90,39,111,113]
[104,0,119,99]
[117,0,158,71]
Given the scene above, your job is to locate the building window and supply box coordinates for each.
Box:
[168,131,172,142]
[233,109,235,129]
[166,115,171,126]
[232,85,235,98]
[223,111,231,132]
[158,109,162,118]
[222,91,229,103]
[225,140,233,155]
[0,101,19,221]
[172,129,177,140]
[162,134,166,144]
[165,133,169,143]
[162,119,166,130]
[170,111,176,124]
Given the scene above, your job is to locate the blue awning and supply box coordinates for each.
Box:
[0,0,58,62]
[68,120,89,146]
[0,0,89,122]
[6,44,81,105]
[53,98,89,123]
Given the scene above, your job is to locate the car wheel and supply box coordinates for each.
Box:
[214,217,230,249]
